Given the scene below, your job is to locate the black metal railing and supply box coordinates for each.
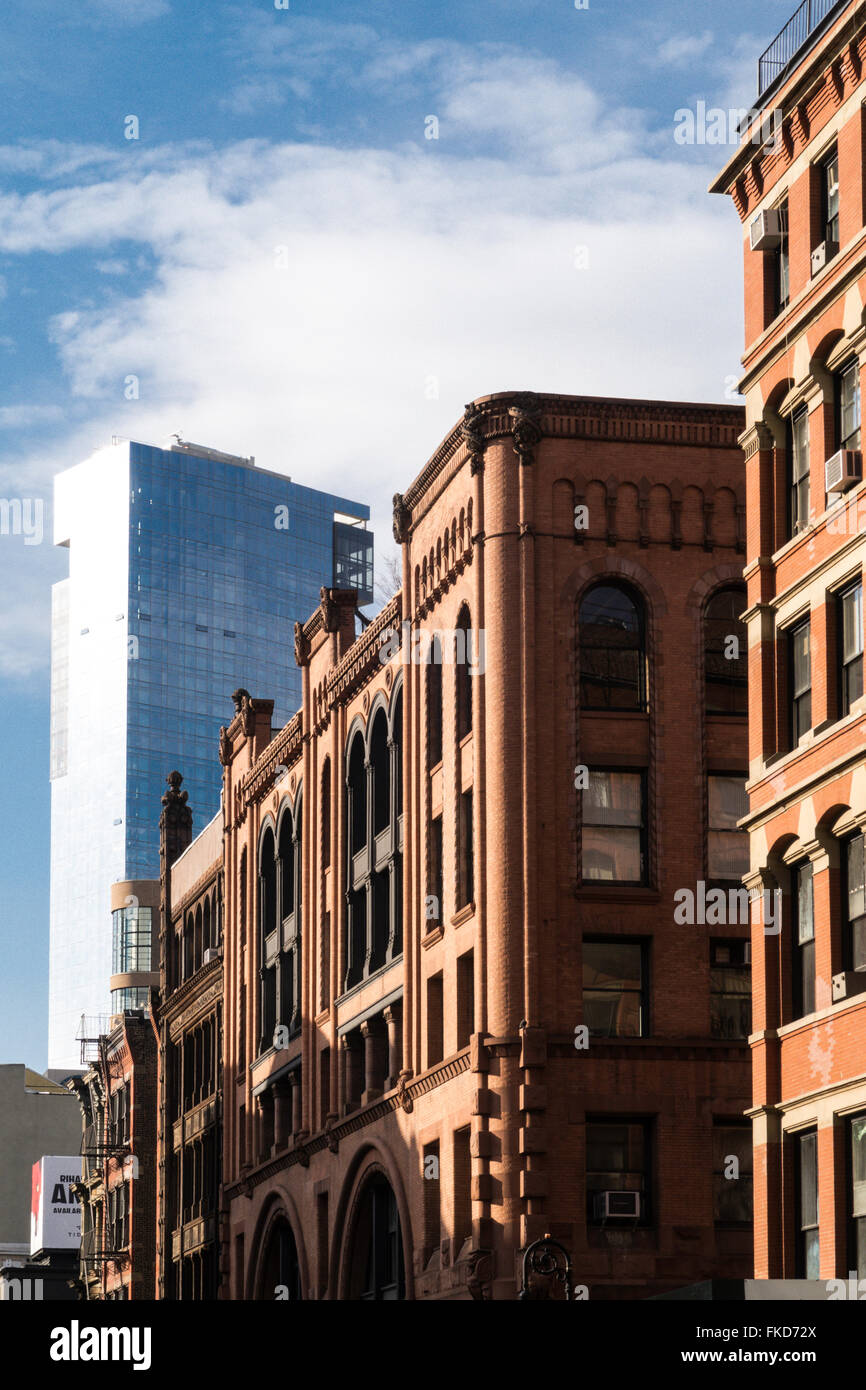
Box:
[758,0,848,96]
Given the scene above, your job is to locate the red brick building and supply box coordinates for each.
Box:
[712,0,866,1284]
[218,390,752,1299]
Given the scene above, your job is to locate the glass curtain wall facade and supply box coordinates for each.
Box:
[49,439,371,1070]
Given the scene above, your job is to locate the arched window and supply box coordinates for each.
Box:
[279,812,295,923]
[258,1218,302,1301]
[321,759,331,870]
[705,585,748,715]
[370,709,390,838]
[456,605,472,739]
[344,702,403,992]
[348,733,367,857]
[347,1176,405,1301]
[277,807,301,1040]
[427,637,443,767]
[259,829,277,1049]
[579,583,646,711]
[203,897,211,955]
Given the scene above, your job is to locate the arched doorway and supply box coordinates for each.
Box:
[258,1216,302,1300]
[347,1174,405,1300]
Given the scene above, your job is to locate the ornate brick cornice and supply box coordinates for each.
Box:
[326,595,401,706]
[241,713,303,804]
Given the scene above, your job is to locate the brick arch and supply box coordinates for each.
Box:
[684,562,748,618]
[331,1140,415,1301]
[246,1186,310,1300]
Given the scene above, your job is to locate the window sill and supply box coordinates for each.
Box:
[451,902,475,928]
[422,926,444,949]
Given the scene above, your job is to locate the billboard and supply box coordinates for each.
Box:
[30,1156,81,1255]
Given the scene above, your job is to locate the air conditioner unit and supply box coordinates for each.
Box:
[593,1191,641,1221]
[750,208,782,252]
[832,971,866,1003]
[811,240,839,275]
[825,449,862,494]
[203,947,220,964]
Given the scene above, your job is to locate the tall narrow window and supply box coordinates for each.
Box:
[707,776,749,880]
[839,580,863,717]
[583,939,646,1037]
[838,360,861,450]
[457,790,473,909]
[790,618,811,744]
[821,145,839,249]
[582,770,646,884]
[579,583,646,711]
[713,1122,753,1224]
[796,1129,819,1278]
[710,940,752,1039]
[321,759,331,870]
[452,1128,472,1255]
[456,949,475,1049]
[775,200,789,314]
[456,606,473,739]
[428,815,443,930]
[792,861,815,1019]
[705,585,748,715]
[259,829,277,1050]
[427,638,443,767]
[845,834,866,973]
[586,1120,650,1225]
[849,1114,866,1279]
[788,408,810,537]
[426,972,444,1068]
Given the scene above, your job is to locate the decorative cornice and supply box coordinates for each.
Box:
[326,595,401,706]
[241,712,304,804]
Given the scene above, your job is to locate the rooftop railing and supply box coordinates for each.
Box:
[758,0,849,97]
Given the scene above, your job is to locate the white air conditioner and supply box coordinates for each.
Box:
[593,1190,641,1221]
[750,208,782,252]
[203,947,220,964]
[811,240,839,275]
[832,971,866,1003]
[825,449,862,494]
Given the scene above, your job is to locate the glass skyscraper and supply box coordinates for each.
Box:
[48,438,372,1071]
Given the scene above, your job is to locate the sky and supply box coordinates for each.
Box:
[0,0,800,1068]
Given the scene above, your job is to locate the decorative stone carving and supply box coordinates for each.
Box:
[509,393,543,467]
[461,403,486,475]
[392,493,411,544]
[294,621,311,667]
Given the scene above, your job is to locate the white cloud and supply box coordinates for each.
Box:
[658,31,714,65]
[0,38,745,681]
[0,405,63,428]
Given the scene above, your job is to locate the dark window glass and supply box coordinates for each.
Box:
[458,790,473,909]
[705,585,748,715]
[708,776,749,880]
[582,770,646,884]
[583,939,646,1038]
[796,1130,819,1279]
[427,641,443,767]
[839,581,863,717]
[845,834,866,973]
[788,409,810,537]
[456,607,472,740]
[793,862,815,1019]
[586,1120,650,1225]
[579,584,646,710]
[713,1123,753,1223]
[849,1114,866,1279]
[710,940,752,1040]
[428,815,443,930]
[838,360,861,450]
[822,147,839,248]
[775,201,789,313]
[790,618,812,743]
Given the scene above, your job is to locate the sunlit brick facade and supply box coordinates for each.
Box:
[218,390,752,1300]
[712,0,866,1283]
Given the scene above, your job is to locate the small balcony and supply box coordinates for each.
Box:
[758,0,848,99]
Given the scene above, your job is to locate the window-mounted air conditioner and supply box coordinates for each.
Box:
[593,1191,641,1221]
[750,208,782,252]
[825,449,862,494]
[203,947,220,964]
[811,240,839,275]
[832,971,866,1003]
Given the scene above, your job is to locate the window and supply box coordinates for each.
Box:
[456,949,474,1049]
[848,1114,866,1279]
[428,815,443,931]
[713,1123,753,1223]
[344,706,403,991]
[457,790,473,909]
[586,1120,650,1224]
[844,834,866,973]
[821,145,839,249]
[426,972,443,1068]
[838,360,861,450]
[349,1177,404,1301]
[582,770,646,884]
[422,1141,441,1266]
[456,606,472,739]
[710,940,752,1039]
[792,861,815,1019]
[579,583,646,710]
[839,580,863,717]
[775,200,789,313]
[453,1127,472,1254]
[789,618,811,744]
[788,408,810,537]
[583,939,646,1037]
[111,904,152,974]
[705,585,748,715]
[427,640,443,767]
[795,1129,819,1278]
[708,776,749,880]
[259,828,277,1049]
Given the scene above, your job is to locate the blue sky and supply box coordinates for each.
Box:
[0,0,798,1068]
